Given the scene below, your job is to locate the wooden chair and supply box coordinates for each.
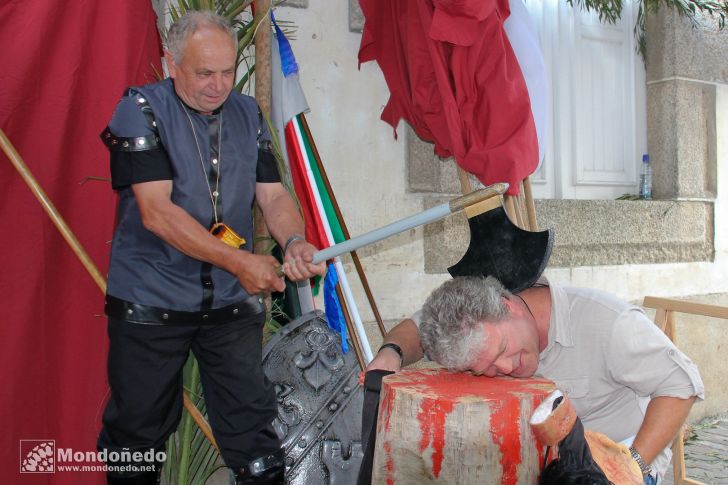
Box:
[642,296,728,485]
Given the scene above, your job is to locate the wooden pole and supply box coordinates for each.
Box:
[518,192,527,229]
[456,166,473,195]
[299,114,387,338]
[253,0,273,258]
[643,296,728,320]
[523,176,539,231]
[513,192,526,229]
[253,0,272,116]
[183,393,219,451]
[504,195,518,227]
[0,128,107,293]
[1,128,218,450]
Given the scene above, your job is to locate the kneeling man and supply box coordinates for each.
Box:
[368,276,704,484]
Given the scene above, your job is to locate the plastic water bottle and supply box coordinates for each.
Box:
[639,154,652,200]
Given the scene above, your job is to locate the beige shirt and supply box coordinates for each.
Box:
[538,281,704,477]
[413,280,705,477]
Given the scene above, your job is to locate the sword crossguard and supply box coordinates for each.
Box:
[448,183,509,213]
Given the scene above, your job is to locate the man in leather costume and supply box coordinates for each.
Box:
[98,11,324,484]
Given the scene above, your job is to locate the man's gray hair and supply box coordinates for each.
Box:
[166,11,236,63]
[420,276,512,370]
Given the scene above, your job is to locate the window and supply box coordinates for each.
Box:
[526,0,647,199]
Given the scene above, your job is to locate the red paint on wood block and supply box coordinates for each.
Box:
[374,368,555,484]
[417,397,454,478]
[381,386,396,485]
[490,395,522,485]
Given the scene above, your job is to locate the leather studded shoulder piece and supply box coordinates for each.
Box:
[100,89,161,152]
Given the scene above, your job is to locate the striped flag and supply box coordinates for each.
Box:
[271,14,373,360]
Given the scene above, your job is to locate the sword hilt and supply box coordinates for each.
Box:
[448,183,508,212]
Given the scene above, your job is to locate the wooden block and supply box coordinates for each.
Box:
[372,368,555,484]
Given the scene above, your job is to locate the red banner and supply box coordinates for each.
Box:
[0,1,161,482]
[358,0,539,195]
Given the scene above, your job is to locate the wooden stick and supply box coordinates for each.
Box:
[299,114,387,338]
[671,424,705,485]
[671,428,687,485]
[516,182,527,230]
[514,192,526,230]
[456,166,473,195]
[1,128,107,293]
[505,195,524,229]
[253,0,272,116]
[183,392,219,451]
[523,177,539,231]
[503,196,517,226]
[1,128,215,448]
[653,308,669,334]
[643,297,728,320]
[648,299,709,485]
[253,0,273,258]
[665,310,677,343]
[335,283,365,370]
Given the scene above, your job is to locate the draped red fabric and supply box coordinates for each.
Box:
[358,0,538,195]
[0,1,161,482]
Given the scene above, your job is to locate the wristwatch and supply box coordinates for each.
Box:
[379,343,404,366]
[629,445,654,476]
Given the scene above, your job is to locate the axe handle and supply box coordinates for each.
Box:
[312,183,507,264]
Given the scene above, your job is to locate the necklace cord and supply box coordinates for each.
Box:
[180,102,222,224]
[515,294,535,320]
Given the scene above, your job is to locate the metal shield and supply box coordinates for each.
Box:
[263,311,364,485]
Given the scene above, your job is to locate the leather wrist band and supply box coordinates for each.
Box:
[629,445,653,476]
[283,235,305,254]
[379,343,404,365]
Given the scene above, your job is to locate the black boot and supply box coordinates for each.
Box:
[233,450,285,485]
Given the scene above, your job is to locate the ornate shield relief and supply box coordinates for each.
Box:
[263,311,364,484]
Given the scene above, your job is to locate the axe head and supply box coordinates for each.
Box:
[447,206,553,293]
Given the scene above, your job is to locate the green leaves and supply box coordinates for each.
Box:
[567,0,623,24]
[567,0,728,59]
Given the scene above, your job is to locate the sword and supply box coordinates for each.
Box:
[310,183,509,264]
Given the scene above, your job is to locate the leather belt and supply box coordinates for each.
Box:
[105,294,264,326]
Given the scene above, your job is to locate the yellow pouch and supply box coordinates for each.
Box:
[210,223,246,249]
